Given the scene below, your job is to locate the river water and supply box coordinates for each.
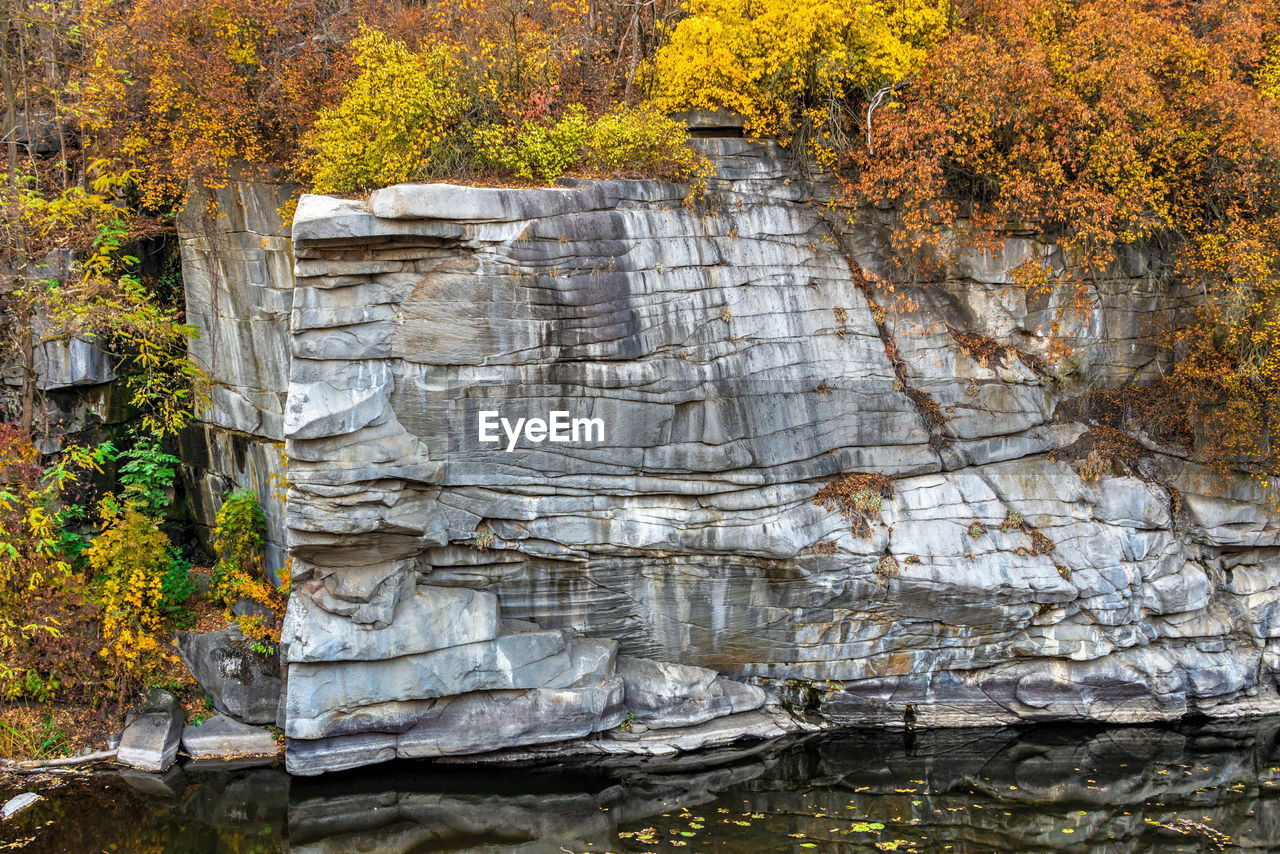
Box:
[2,719,1278,852]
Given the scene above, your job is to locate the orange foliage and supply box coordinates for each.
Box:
[78,0,681,204]
[79,0,370,205]
[851,0,1280,485]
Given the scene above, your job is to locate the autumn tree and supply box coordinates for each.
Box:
[649,0,951,160]
[78,0,692,203]
[303,26,707,193]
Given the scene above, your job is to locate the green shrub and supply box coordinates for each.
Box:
[584,104,711,184]
[473,106,592,183]
[210,489,266,608]
[210,489,284,655]
[160,550,197,628]
[473,104,710,185]
[118,434,179,517]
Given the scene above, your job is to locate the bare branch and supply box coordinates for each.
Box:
[866,78,912,154]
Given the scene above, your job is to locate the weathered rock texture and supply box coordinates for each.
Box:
[179,176,296,574]
[182,139,1280,775]
[177,626,284,726]
[117,690,184,773]
[181,714,279,762]
[0,249,135,453]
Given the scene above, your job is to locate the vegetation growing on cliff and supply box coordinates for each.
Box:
[653,0,1280,490]
[303,29,707,192]
[843,0,1280,479]
[209,489,282,656]
[650,0,950,154]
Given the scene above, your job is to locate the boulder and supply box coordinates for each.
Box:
[182,714,279,762]
[177,626,283,726]
[117,689,184,773]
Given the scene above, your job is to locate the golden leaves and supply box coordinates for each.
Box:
[650,0,950,143]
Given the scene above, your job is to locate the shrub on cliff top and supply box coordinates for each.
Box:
[304,30,707,193]
[473,103,711,185]
[303,29,471,194]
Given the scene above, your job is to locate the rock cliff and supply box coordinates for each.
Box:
[183,139,1280,775]
[179,176,296,574]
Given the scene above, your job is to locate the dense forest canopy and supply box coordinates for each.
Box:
[0,0,1277,717]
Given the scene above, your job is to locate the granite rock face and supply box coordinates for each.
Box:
[616,656,766,730]
[178,139,1280,775]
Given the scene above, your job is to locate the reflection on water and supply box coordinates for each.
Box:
[3,719,1279,852]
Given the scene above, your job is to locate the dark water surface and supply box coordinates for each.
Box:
[3,719,1280,853]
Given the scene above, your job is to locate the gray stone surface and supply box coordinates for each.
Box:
[284,630,617,730]
[616,655,765,729]
[280,585,498,663]
[177,174,296,574]
[34,335,115,390]
[285,680,627,775]
[117,690,184,773]
[177,627,282,726]
[179,176,297,441]
[170,138,1280,775]
[181,714,279,761]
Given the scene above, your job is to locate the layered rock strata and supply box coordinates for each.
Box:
[196,138,1280,775]
[179,176,297,573]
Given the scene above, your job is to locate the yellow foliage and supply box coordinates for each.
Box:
[2,165,207,439]
[650,0,950,144]
[583,104,714,185]
[1261,42,1280,98]
[0,436,110,701]
[210,490,286,653]
[473,106,592,182]
[85,500,177,693]
[302,28,471,194]
[304,29,707,193]
[472,103,708,184]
